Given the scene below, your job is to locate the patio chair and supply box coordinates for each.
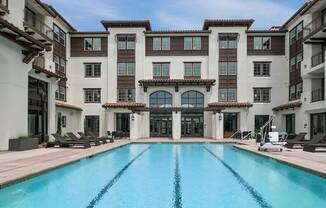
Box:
[66,132,101,146]
[78,132,108,144]
[303,142,326,152]
[50,133,91,149]
[285,133,323,149]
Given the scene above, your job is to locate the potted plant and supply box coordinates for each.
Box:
[9,135,39,151]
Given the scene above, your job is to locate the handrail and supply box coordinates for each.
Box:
[229,130,241,139]
[303,12,326,39]
[260,116,274,144]
[311,51,324,68]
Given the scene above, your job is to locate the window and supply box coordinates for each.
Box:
[290,57,296,68]
[84,88,101,103]
[84,38,101,51]
[290,22,303,45]
[53,24,66,46]
[254,88,271,103]
[118,89,135,101]
[84,63,101,77]
[84,115,100,136]
[55,86,66,101]
[219,62,237,75]
[181,91,204,107]
[296,53,303,69]
[219,35,237,49]
[117,36,135,49]
[53,55,66,73]
[184,37,201,50]
[61,115,66,128]
[184,62,201,77]
[289,82,303,101]
[153,63,170,77]
[153,37,170,50]
[254,62,270,76]
[150,91,172,108]
[117,63,135,76]
[218,88,237,102]
[254,37,271,50]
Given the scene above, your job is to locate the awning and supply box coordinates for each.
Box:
[56,102,83,111]
[272,101,302,111]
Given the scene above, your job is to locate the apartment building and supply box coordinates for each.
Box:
[0,0,325,150]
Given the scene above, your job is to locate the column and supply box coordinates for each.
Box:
[214,113,224,140]
[172,111,181,140]
[130,113,139,140]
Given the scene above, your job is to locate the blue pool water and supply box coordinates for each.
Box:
[0,144,325,208]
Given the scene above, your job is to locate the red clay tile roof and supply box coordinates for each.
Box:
[101,20,151,30]
[208,102,253,108]
[272,101,302,111]
[55,102,83,111]
[139,79,216,85]
[203,19,254,30]
[102,102,146,108]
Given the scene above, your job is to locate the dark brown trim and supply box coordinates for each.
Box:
[203,19,254,30]
[70,37,108,57]
[101,20,151,30]
[208,102,253,108]
[247,36,285,56]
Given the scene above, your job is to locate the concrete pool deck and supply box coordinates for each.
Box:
[0,138,325,188]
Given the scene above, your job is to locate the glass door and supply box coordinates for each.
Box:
[116,113,130,136]
[150,113,172,137]
[181,113,204,137]
[224,113,238,138]
[311,113,326,139]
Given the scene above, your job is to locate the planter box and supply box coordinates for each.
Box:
[9,138,39,151]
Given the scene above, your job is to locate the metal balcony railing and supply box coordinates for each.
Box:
[24,9,53,40]
[311,51,325,68]
[303,12,326,40]
[311,88,325,102]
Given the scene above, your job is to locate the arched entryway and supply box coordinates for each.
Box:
[181,91,204,137]
[149,91,173,137]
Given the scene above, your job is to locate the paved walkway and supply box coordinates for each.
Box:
[0,139,325,188]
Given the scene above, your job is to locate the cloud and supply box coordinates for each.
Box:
[153,0,297,29]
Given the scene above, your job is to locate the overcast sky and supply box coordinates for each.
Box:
[43,0,306,31]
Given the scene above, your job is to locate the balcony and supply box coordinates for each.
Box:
[0,0,8,15]
[311,88,325,102]
[24,8,53,46]
[303,12,326,43]
[32,55,45,69]
[311,51,325,68]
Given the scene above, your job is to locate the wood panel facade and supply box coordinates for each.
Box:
[70,37,108,57]
[117,76,136,88]
[247,36,285,56]
[145,36,209,56]
[219,75,237,88]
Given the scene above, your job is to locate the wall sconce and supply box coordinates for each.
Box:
[131,114,135,121]
[218,114,222,121]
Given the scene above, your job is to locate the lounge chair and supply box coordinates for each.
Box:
[284,132,307,148]
[49,133,91,149]
[285,133,323,149]
[78,132,109,144]
[66,132,102,146]
[303,143,326,152]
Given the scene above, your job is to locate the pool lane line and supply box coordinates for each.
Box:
[173,146,182,208]
[202,146,272,208]
[86,146,152,208]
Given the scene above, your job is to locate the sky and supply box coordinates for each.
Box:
[43,0,307,31]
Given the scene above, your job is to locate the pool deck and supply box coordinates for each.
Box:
[0,138,325,188]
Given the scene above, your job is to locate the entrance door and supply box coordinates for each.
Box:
[286,114,295,134]
[311,113,326,139]
[181,113,204,137]
[116,113,130,137]
[150,113,172,137]
[84,115,100,136]
[28,77,48,143]
[223,113,238,138]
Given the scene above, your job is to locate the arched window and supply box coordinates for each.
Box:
[150,91,172,108]
[181,91,204,107]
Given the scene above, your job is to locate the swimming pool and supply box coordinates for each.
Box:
[0,144,325,207]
